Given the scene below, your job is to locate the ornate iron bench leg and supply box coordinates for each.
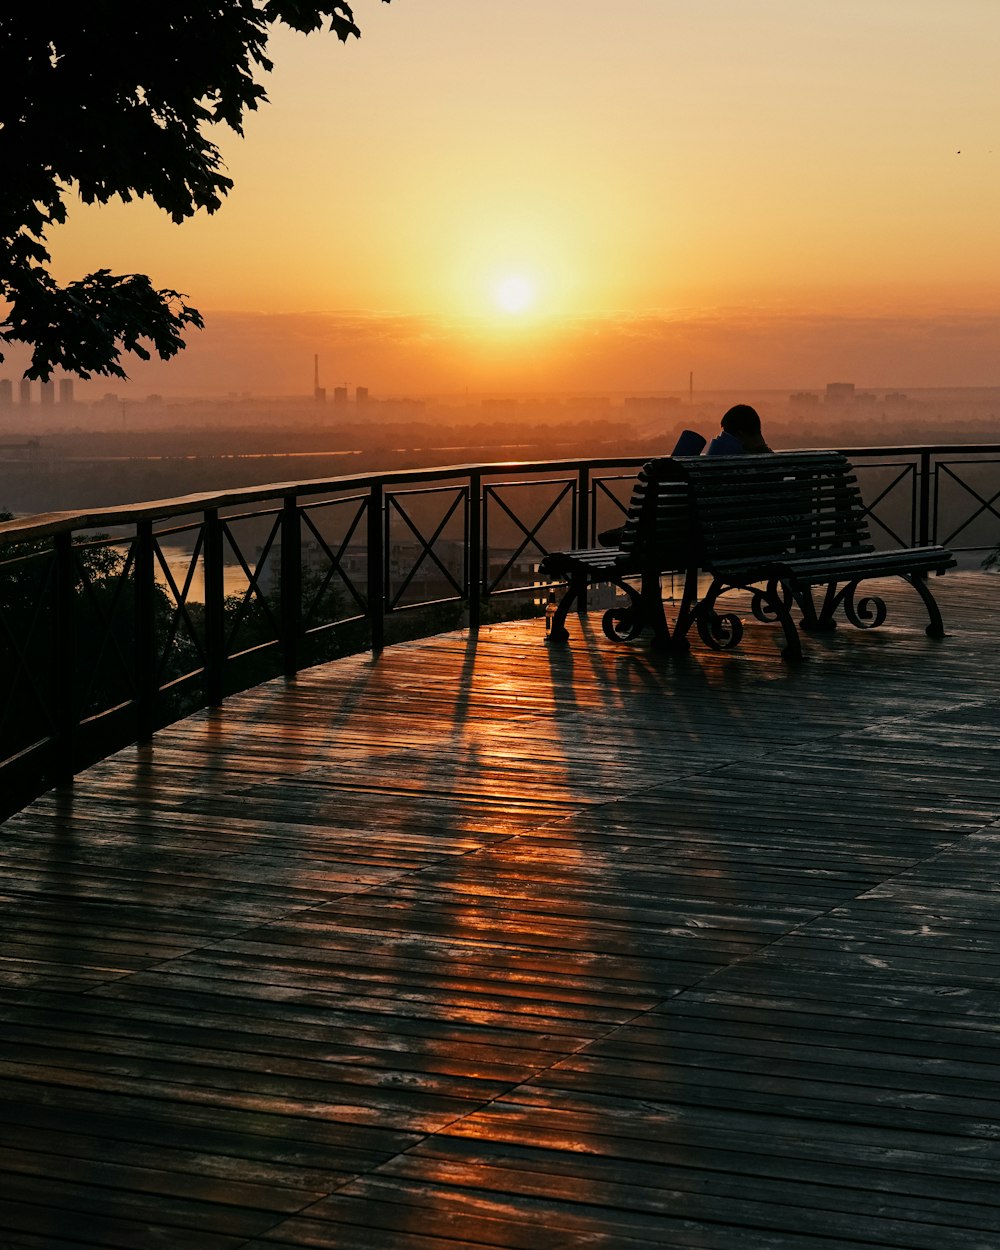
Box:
[798,582,839,632]
[602,570,677,649]
[665,565,701,652]
[694,579,745,652]
[769,575,804,663]
[904,571,947,638]
[642,568,674,651]
[545,572,585,643]
[601,576,646,642]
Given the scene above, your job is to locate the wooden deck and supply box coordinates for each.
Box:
[2,571,1000,1249]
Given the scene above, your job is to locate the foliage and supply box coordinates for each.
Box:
[0,516,200,756]
[0,511,125,606]
[1,3,386,381]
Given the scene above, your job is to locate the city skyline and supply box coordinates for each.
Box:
[8,304,1000,401]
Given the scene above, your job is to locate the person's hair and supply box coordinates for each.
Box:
[720,404,762,439]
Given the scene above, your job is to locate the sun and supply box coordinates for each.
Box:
[494,274,537,314]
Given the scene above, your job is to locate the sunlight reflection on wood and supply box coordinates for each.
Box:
[1,574,999,1247]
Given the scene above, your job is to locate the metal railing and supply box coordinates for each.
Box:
[2,444,998,818]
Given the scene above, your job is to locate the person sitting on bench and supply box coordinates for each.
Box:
[706,403,773,456]
[598,406,772,547]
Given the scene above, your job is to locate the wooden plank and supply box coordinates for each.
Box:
[2,573,1000,1249]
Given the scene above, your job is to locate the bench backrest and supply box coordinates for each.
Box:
[615,457,693,565]
[664,451,874,571]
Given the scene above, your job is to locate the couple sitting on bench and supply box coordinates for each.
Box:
[598,404,771,548]
[540,406,955,661]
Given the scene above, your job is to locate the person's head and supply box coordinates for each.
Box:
[720,404,762,441]
[720,403,770,452]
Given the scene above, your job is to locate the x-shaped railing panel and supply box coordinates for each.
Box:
[300,496,369,626]
[934,459,1000,547]
[385,486,467,608]
[483,478,574,593]
[850,461,915,548]
[221,513,283,655]
[152,528,207,684]
[592,474,636,545]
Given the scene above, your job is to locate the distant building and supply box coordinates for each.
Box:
[58,378,74,405]
[92,392,121,415]
[333,386,348,405]
[19,379,31,406]
[0,379,12,408]
[313,387,326,403]
[825,382,856,404]
[789,391,820,406]
[355,386,369,404]
[40,380,55,406]
[884,391,909,405]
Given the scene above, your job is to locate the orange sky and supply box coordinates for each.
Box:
[36,1,1000,394]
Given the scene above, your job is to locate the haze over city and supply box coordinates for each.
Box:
[4,0,1000,402]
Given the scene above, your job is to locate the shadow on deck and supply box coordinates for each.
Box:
[2,572,1000,1249]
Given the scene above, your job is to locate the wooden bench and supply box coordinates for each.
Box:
[662,450,957,662]
[539,457,694,647]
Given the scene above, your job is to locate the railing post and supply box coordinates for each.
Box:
[467,472,482,631]
[367,481,385,653]
[576,464,590,613]
[281,494,302,677]
[135,520,156,742]
[482,481,490,597]
[203,509,225,707]
[53,530,77,786]
[918,450,931,547]
[576,464,591,547]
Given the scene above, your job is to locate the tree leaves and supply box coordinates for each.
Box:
[7,269,206,381]
[0,2,388,381]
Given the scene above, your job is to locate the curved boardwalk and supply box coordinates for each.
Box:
[2,572,999,1249]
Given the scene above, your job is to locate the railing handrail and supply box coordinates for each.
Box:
[4,443,999,545]
[0,455,647,543]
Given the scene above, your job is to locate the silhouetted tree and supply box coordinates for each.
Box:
[1,3,387,382]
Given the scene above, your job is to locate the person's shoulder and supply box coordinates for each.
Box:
[706,432,744,456]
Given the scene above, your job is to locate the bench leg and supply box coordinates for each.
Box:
[770,576,804,662]
[840,580,889,630]
[642,569,673,651]
[665,565,701,652]
[602,572,677,649]
[545,574,585,643]
[904,571,947,638]
[688,575,805,661]
[693,580,745,652]
[798,582,839,632]
[601,577,647,642]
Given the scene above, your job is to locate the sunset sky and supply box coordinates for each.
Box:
[37,1,1000,395]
